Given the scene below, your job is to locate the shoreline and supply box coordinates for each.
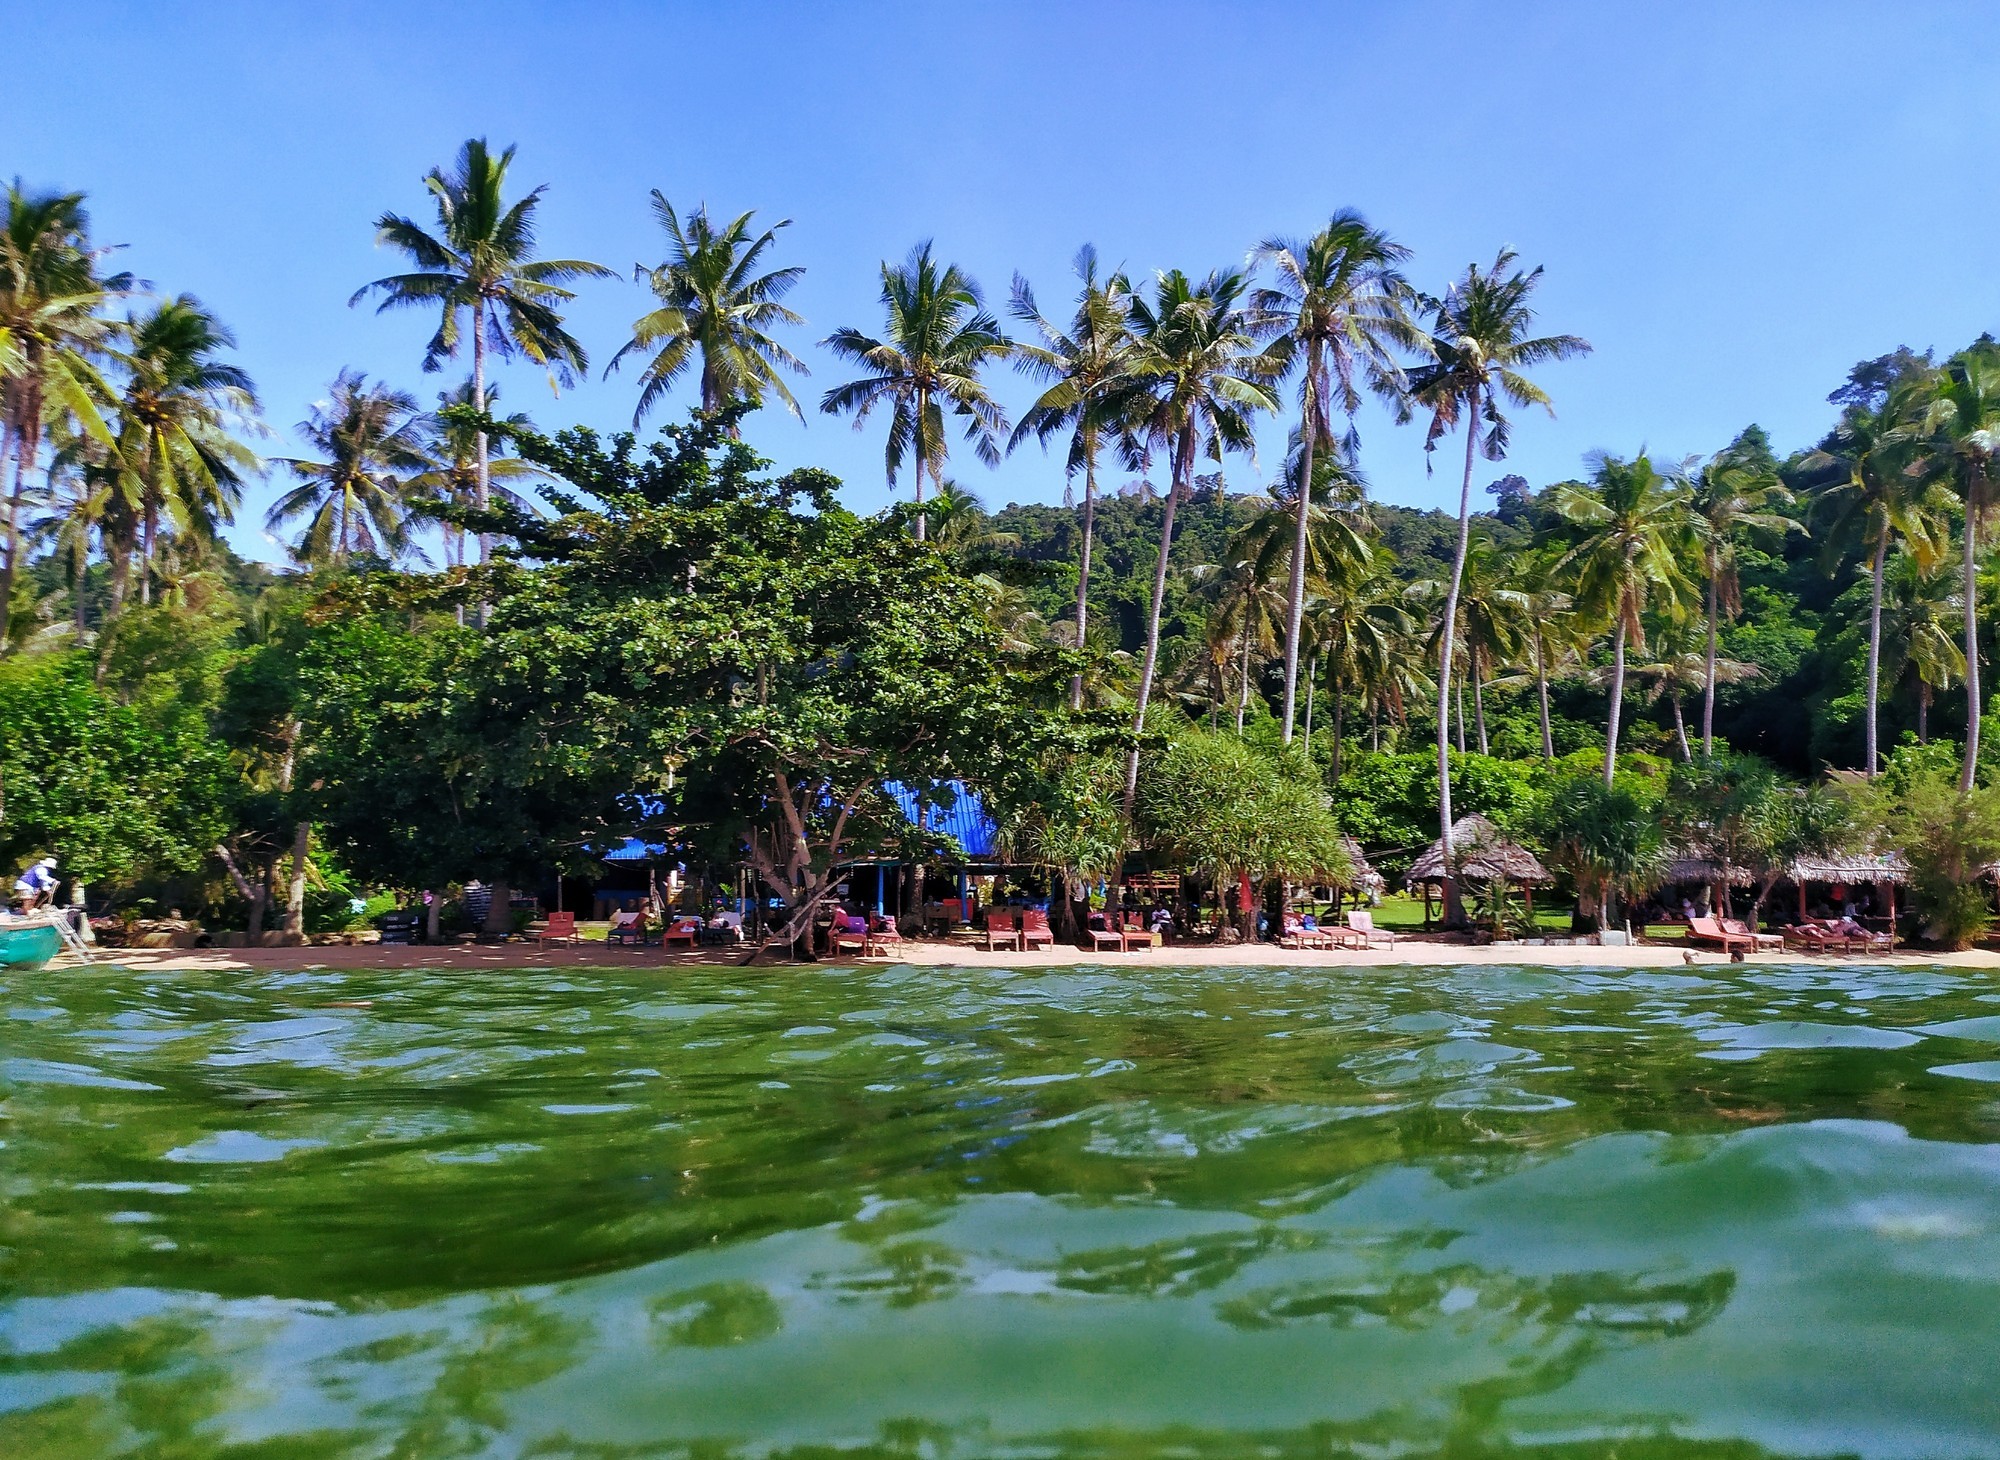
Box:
[65,936,2000,974]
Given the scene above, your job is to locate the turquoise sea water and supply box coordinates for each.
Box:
[3,959,1999,1457]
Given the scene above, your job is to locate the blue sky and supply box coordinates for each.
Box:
[11,1,2000,562]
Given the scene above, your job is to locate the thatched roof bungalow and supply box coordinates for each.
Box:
[1787,850,1910,886]
[1405,816,1552,886]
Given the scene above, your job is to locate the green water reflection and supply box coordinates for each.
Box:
[3,960,1999,1457]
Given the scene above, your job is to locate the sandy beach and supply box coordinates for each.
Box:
[73,935,2000,975]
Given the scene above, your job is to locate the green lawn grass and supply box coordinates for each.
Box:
[1356,892,1681,940]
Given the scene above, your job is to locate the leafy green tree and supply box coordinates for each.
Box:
[1806,387,1944,775]
[820,242,1011,541]
[1122,268,1280,809]
[1917,341,2000,790]
[112,295,260,607]
[1536,774,1667,930]
[1862,745,2000,948]
[1413,528,1525,756]
[1553,451,1698,782]
[1401,249,1588,911]
[352,138,613,566]
[266,370,434,567]
[1879,547,1964,742]
[407,379,543,572]
[1191,554,1283,733]
[0,182,125,648]
[1252,213,1421,743]
[1690,429,1799,755]
[607,193,806,426]
[1302,548,1412,777]
[1010,247,1146,707]
[1612,615,1757,761]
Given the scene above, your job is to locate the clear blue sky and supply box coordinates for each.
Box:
[11,1,2000,562]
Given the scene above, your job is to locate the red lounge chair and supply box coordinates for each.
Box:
[662,917,702,949]
[869,914,904,953]
[1117,912,1158,950]
[536,911,577,947]
[1280,915,1335,950]
[1083,913,1125,953]
[1021,909,1055,950]
[1720,917,1783,951]
[984,909,1023,952]
[1687,916,1753,953]
[829,912,873,958]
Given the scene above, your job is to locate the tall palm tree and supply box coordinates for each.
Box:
[0,182,126,645]
[352,138,612,566]
[1251,213,1422,742]
[1879,547,1965,743]
[115,295,259,604]
[1122,268,1281,808]
[1505,545,1584,759]
[1919,343,2000,790]
[1412,530,1526,756]
[820,242,1011,541]
[1806,388,1944,776]
[1690,433,1799,755]
[1010,247,1146,708]
[1305,556,1413,778]
[1605,615,1758,761]
[407,379,544,570]
[1234,437,1374,600]
[1194,554,1285,733]
[1553,451,1699,782]
[266,370,434,567]
[1401,250,1588,911]
[606,193,807,427]
[34,430,118,632]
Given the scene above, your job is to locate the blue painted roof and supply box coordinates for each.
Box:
[602,837,670,862]
[883,779,1000,860]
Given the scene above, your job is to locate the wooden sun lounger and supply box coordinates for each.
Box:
[1686,915,1754,952]
[1021,909,1055,950]
[1720,918,1783,951]
[984,909,1024,952]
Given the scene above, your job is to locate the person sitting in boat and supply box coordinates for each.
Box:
[13,858,57,913]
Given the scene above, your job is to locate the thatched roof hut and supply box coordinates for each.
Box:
[1663,848,1753,885]
[1405,815,1552,886]
[1788,850,1910,886]
[1341,836,1385,895]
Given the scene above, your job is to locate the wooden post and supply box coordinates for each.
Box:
[1797,879,1807,921]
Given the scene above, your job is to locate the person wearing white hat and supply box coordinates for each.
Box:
[13,857,58,913]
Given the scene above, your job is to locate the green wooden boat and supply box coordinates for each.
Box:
[0,918,63,969]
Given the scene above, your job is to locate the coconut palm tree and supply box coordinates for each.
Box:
[1604,615,1759,760]
[114,295,259,603]
[1918,342,2000,790]
[1305,557,1413,777]
[352,138,613,567]
[606,193,807,427]
[0,182,127,646]
[1552,451,1699,782]
[1010,247,1146,708]
[1194,554,1286,733]
[267,370,435,567]
[1251,213,1423,742]
[1122,268,1281,808]
[1690,432,1800,755]
[919,480,1021,563]
[1401,250,1588,912]
[1504,545,1585,759]
[1234,436,1374,602]
[1412,529,1527,756]
[1806,387,1945,776]
[407,379,545,570]
[820,242,1011,541]
[1880,547,1965,743]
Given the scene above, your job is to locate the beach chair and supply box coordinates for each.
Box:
[1686,915,1754,953]
[536,911,578,947]
[869,913,904,954]
[1118,911,1157,950]
[1781,920,1842,953]
[606,910,650,946]
[1083,912,1125,953]
[829,911,873,958]
[1279,915,1332,950]
[1020,908,1055,950]
[984,909,1023,952]
[1720,917,1783,951]
[1345,910,1398,949]
[662,916,702,949]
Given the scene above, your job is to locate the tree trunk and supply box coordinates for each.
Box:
[472,299,491,562]
[1331,674,1346,782]
[1435,391,1480,926]
[283,822,311,938]
[1454,672,1466,755]
[1920,680,1931,743]
[1672,695,1691,760]
[1605,617,1629,784]
[0,409,28,652]
[1125,425,1193,818]
[1070,435,1098,711]
[1963,484,1982,794]
[482,879,514,937]
[1702,555,1720,757]
[425,891,441,942]
[1303,656,1316,761]
[140,500,156,606]
[1235,624,1250,734]
[1473,651,1488,756]
[1535,631,1554,759]
[1865,532,1887,778]
[1280,355,1319,743]
[912,451,928,542]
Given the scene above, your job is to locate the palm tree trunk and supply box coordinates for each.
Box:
[1672,695,1691,760]
[1473,650,1489,756]
[912,453,928,542]
[1436,393,1480,925]
[1071,437,1098,711]
[1303,655,1316,760]
[1702,556,1720,756]
[1125,426,1192,817]
[140,500,155,606]
[1605,617,1629,784]
[1280,362,1319,743]
[1331,674,1346,782]
[1866,532,1887,778]
[1455,672,1466,754]
[0,410,23,652]
[282,821,310,939]
[472,299,490,562]
[1534,631,1554,759]
[1235,625,1250,734]
[1371,700,1381,752]
[1963,486,1982,794]
[1920,680,1932,743]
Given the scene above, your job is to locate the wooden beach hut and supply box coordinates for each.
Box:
[1405,815,1554,924]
